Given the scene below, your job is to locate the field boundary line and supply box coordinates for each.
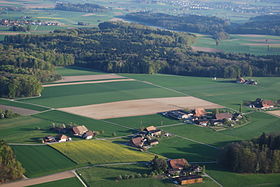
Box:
[173,134,219,150]
[72,170,87,187]
[204,173,223,187]
[7,99,52,109]
[156,122,185,128]
[99,119,134,130]
[139,80,187,96]
[8,143,46,146]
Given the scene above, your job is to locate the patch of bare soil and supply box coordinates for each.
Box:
[58,96,224,119]
[0,105,39,115]
[43,79,135,87]
[237,34,269,38]
[0,32,26,35]
[247,39,280,42]
[192,46,223,53]
[267,110,280,118]
[82,13,96,17]
[24,4,55,8]
[1,171,75,187]
[54,74,127,83]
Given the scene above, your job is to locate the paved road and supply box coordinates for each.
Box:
[1,171,75,187]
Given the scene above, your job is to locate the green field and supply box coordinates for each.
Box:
[33,110,133,138]
[12,145,77,177]
[55,66,105,76]
[193,34,280,55]
[149,136,218,162]
[106,114,179,129]
[122,74,280,112]
[50,140,156,164]
[0,99,49,111]
[29,177,83,187]
[21,80,184,108]
[0,116,56,143]
[77,163,218,187]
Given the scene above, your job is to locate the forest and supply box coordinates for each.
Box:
[0,46,73,98]
[0,140,25,183]
[55,2,108,13]
[220,133,280,173]
[3,22,280,80]
[124,12,280,36]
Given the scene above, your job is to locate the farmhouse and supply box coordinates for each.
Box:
[169,158,189,170]
[82,130,95,140]
[72,125,88,136]
[236,77,257,85]
[163,110,191,120]
[42,136,56,143]
[193,108,206,117]
[149,139,159,146]
[215,113,233,120]
[57,134,71,142]
[148,129,162,137]
[144,126,157,132]
[131,136,145,148]
[175,175,203,185]
[261,100,275,109]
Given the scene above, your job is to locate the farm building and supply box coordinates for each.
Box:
[131,136,145,148]
[149,139,159,146]
[169,158,189,170]
[42,136,56,143]
[148,129,162,137]
[164,110,191,120]
[72,125,88,136]
[144,126,157,132]
[215,113,233,120]
[57,134,71,142]
[82,130,95,140]
[193,108,206,117]
[261,100,275,109]
[175,175,203,185]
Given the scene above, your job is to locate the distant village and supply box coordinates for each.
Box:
[0,18,59,27]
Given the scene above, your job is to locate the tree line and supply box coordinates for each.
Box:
[220,132,280,173]
[124,12,280,37]
[0,140,25,183]
[0,45,74,98]
[55,2,108,13]
[2,22,280,80]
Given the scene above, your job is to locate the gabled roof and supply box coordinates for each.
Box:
[83,130,94,137]
[194,108,206,117]
[131,136,144,147]
[261,100,274,107]
[57,134,68,140]
[215,113,232,120]
[169,158,189,170]
[72,125,88,135]
[145,126,156,132]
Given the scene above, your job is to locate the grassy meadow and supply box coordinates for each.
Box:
[122,74,280,112]
[193,34,280,55]
[0,99,49,111]
[12,145,77,177]
[21,80,184,108]
[50,140,156,164]
[29,177,83,187]
[55,66,105,76]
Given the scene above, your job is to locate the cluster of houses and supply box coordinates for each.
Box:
[167,158,203,185]
[43,125,95,144]
[0,19,59,27]
[130,126,165,149]
[162,108,243,127]
[248,98,276,110]
[236,77,258,85]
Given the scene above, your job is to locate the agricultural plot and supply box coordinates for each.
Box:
[267,110,280,118]
[0,99,49,111]
[58,96,223,119]
[50,140,156,164]
[33,110,133,138]
[0,104,39,116]
[53,74,127,83]
[21,81,184,108]
[122,74,280,112]
[149,136,218,162]
[106,114,178,129]
[12,145,76,177]
[55,66,105,76]
[193,34,280,55]
[0,116,57,143]
[29,177,83,187]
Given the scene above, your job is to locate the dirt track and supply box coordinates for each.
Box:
[0,105,39,116]
[54,74,126,83]
[43,79,135,87]
[58,96,224,119]
[242,43,280,47]
[192,46,222,53]
[267,110,280,118]
[1,171,75,187]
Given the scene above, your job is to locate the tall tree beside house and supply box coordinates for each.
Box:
[0,140,25,183]
[150,155,167,172]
